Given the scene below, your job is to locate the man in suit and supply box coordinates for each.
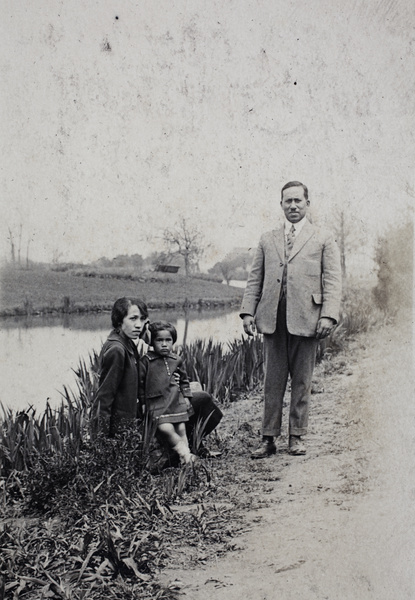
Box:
[240,181,342,457]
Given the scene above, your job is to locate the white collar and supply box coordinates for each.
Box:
[284,217,307,235]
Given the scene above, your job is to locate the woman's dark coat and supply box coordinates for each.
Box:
[95,329,139,436]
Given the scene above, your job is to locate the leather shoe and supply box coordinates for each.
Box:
[289,435,306,455]
[251,441,276,459]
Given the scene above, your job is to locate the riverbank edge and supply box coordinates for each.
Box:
[0,332,357,600]
[0,296,243,318]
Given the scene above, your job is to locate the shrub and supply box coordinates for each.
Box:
[372,221,413,315]
[316,284,390,362]
[21,425,150,516]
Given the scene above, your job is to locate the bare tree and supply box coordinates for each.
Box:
[163,217,205,276]
[331,206,366,281]
[7,225,16,263]
[6,222,32,267]
[26,236,32,269]
[17,222,23,265]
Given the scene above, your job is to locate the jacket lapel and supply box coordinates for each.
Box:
[272,226,285,262]
[288,219,315,262]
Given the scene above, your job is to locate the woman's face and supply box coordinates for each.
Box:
[121,305,147,340]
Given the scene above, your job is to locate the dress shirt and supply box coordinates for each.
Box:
[284,216,307,239]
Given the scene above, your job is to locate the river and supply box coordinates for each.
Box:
[0,305,245,413]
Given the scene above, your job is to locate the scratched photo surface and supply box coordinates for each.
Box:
[1,1,414,598]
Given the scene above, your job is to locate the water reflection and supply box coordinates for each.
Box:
[0,307,244,412]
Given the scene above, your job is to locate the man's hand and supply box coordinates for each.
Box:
[243,315,256,337]
[315,317,336,339]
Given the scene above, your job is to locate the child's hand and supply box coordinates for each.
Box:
[139,320,151,344]
[172,371,180,385]
[184,397,192,409]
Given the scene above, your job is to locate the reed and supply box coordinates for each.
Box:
[0,402,86,475]
[181,335,264,402]
[0,283,385,475]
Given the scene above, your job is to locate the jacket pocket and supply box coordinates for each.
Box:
[312,293,323,305]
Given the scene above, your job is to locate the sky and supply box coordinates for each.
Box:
[1,0,414,270]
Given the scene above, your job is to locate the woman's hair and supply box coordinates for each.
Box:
[111,297,148,329]
[148,321,177,345]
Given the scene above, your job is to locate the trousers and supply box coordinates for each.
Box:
[262,298,318,437]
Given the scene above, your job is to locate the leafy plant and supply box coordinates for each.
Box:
[181,336,264,402]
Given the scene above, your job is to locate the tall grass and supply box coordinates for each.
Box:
[181,336,264,402]
[0,336,263,475]
[0,402,86,475]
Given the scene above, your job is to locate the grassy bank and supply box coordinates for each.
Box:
[0,265,244,317]
[0,284,390,599]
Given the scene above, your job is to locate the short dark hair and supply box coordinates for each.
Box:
[149,321,178,345]
[111,297,148,329]
[281,181,308,201]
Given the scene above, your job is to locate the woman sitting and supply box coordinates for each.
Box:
[94,297,147,437]
[95,297,223,454]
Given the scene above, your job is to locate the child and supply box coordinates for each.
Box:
[138,321,196,465]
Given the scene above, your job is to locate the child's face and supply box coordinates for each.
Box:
[153,330,174,356]
[121,305,147,340]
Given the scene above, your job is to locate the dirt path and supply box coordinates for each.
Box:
[161,321,415,599]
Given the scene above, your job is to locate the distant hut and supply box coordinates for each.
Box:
[155,264,180,273]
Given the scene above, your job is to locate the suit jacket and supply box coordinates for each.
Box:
[240,219,342,337]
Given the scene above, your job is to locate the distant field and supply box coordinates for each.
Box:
[0,266,244,316]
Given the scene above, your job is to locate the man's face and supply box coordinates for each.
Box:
[280,186,310,223]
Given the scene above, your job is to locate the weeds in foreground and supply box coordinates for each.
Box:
[0,453,227,600]
[0,285,390,598]
[1,424,222,600]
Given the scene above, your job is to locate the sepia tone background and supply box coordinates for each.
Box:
[1,3,414,598]
[1,0,413,274]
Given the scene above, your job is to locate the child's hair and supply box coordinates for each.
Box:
[149,321,178,345]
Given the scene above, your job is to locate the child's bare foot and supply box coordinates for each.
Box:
[181,452,197,465]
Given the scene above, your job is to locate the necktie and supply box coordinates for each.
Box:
[286,224,296,256]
